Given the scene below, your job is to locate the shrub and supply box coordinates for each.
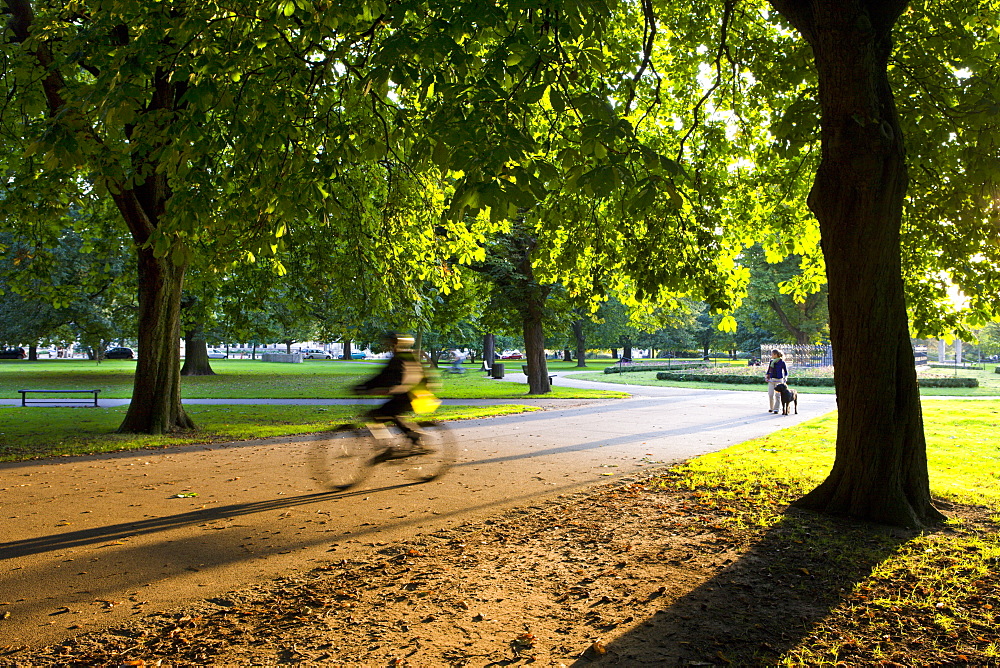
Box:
[652,372,979,388]
[605,362,709,374]
[918,377,979,388]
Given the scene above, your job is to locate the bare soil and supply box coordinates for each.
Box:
[4,469,997,667]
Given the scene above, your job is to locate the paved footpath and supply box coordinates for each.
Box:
[0,374,836,649]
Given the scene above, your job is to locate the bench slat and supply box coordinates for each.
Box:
[19,389,101,407]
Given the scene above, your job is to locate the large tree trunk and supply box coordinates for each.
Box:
[572,319,587,367]
[28,344,38,361]
[341,339,353,360]
[6,3,192,434]
[772,0,943,528]
[513,235,551,394]
[180,321,215,376]
[522,305,550,394]
[562,348,572,362]
[118,246,195,434]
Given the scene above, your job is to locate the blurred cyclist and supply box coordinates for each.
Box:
[448,348,466,373]
[352,332,437,459]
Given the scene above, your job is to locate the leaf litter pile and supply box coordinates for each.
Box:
[6,467,999,666]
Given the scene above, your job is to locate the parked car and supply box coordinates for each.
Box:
[0,347,26,359]
[207,349,228,359]
[350,351,366,359]
[104,347,135,359]
[302,349,332,359]
[500,350,523,360]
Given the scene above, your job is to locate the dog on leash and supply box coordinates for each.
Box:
[773,383,798,415]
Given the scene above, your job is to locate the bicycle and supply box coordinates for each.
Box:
[312,416,457,490]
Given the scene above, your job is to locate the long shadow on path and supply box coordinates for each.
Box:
[571,510,912,665]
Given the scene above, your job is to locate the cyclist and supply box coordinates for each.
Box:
[352,332,437,460]
[448,348,466,374]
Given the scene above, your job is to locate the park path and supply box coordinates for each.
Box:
[0,379,836,650]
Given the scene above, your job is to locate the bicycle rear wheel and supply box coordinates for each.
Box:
[312,426,375,490]
[396,420,457,482]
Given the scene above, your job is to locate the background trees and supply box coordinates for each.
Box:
[4,0,998,526]
[0,227,134,358]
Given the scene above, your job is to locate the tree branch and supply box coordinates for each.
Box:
[766,296,804,341]
[4,0,68,115]
[677,0,734,160]
[622,0,658,115]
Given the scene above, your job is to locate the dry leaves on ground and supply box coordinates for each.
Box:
[6,469,998,666]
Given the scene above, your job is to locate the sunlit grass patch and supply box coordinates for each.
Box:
[646,399,1000,664]
[668,400,1000,515]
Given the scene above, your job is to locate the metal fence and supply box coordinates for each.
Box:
[760,344,932,368]
[759,344,833,368]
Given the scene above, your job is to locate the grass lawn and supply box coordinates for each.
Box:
[0,359,626,400]
[653,398,1000,664]
[570,368,840,393]
[684,399,1000,510]
[0,402,539,462]
[570,364,1000,396]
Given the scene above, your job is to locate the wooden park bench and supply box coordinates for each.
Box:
[18,389,101,407]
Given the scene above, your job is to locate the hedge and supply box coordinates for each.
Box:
[604,362,709,374]
[920,377,980,388]
[653,372,979,388]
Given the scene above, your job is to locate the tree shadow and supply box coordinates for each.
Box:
[572,508,917,665]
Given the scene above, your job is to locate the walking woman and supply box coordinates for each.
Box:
[765,349,788,414]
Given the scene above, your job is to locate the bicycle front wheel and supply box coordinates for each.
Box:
[312,426,375,490]
[396,420,457,482]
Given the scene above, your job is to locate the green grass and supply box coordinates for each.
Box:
[681,399,1000,509]
[570,365,1000,396]
[651,399,1000,664]
[569,368,842,393]
[0,402,538,462]
[0,359,626,400]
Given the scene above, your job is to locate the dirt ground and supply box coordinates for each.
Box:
[5,463,997,667]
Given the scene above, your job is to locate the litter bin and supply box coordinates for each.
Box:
[491,363,505,379]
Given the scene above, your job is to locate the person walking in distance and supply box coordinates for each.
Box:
[765,349,788,414]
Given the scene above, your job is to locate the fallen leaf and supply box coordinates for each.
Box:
[514,632,535,648]
[590,640,607,655]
